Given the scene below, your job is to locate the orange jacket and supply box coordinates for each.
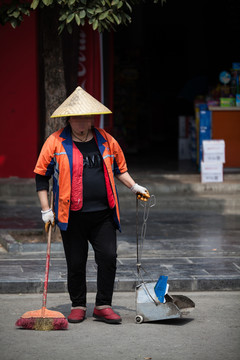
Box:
[34,125,127,231]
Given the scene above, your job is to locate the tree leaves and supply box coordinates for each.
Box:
[79,10,86,18]
[66,13,74,23]
[1,0,163,33]
[42,0,53,6]
[0,1,30,28]
[93,18,98,30]
[57,0,134,33]
[31,0,40,10]
[75,13,80,25]
[99,10,109,20]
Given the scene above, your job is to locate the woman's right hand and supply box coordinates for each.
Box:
[131,183,150,201]
[41,208,55,231]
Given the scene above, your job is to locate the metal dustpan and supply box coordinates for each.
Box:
[135,277,195,323]
[135,197,195,324]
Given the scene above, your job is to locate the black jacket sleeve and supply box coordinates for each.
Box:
[35,174,51,192]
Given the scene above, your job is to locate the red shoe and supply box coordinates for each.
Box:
[93,307,122,324]
[68,309,86,323]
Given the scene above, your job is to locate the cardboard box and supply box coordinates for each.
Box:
[220,97,236,107]
[203,140,225,163]
[201,162,223,183]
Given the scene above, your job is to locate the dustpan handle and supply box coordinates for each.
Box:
[136,197,141,276]
[42,189,53,309]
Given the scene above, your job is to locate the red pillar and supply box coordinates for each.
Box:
[0,13,38,178]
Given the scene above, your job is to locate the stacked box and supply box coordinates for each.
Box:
[220,97,236,107]
[201,140,225,183]
[203,140,225,163]
[201,162,223,183]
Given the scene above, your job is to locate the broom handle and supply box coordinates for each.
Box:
[42,189,53,310]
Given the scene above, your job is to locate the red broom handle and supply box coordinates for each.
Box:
[42,190,53,311]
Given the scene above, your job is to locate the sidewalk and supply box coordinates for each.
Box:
[1,291,240,360]
[0,171,240,293]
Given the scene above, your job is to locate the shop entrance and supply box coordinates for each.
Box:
[113,0,239,172]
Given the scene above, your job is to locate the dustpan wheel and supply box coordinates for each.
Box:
[135,315,144,324]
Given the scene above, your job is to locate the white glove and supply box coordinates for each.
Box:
[41,208,55,224]
[131,183,150,201]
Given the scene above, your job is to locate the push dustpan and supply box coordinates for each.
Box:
[135,276,195,323]
[134,197,195,324]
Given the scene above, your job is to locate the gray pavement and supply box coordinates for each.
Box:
[0,172,240,293]
[1,291,240,360]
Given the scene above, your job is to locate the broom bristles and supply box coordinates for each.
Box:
[15,307,68,330]
[15,317,68,330]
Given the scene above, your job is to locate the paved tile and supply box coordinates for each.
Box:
[0,177,240,292]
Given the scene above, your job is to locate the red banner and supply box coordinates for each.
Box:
[0,14,38,177]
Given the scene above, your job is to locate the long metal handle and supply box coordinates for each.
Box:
[136,195,156,283]
[136,197,141,277]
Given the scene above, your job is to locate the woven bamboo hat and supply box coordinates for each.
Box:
[51,86,112,118]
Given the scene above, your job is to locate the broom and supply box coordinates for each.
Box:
[15,190,68,330]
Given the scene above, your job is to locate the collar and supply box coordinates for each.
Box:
[93,128,107,156]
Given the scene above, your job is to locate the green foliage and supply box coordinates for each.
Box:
[55,0,136,34]
[0,0,164,33]
[0,1,31,28]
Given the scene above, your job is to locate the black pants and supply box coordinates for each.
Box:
[61,209,117,307]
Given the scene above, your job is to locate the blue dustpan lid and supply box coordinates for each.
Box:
[154,275,168,303]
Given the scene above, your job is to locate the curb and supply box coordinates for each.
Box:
[0,232,64,254]
[1,174,240,197]
[1,277,239,294]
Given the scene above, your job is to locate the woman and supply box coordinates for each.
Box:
[34,87,150,324]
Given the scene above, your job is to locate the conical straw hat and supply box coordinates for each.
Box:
[51,86,112,118]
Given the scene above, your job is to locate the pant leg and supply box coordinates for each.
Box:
[61,211,89,307]
[89,210,117,306]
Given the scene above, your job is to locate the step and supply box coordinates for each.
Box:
[1,174,240,196]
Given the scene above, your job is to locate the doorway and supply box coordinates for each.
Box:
[113,0,239,172]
